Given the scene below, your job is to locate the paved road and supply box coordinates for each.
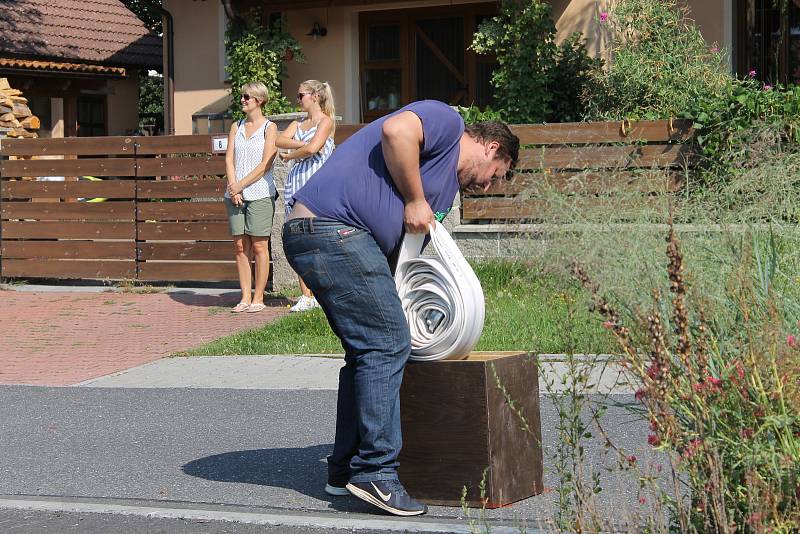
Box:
[1,384,658,532]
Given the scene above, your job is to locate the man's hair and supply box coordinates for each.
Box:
[464,121,520,169]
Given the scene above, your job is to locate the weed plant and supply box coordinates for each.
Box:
[570,221,800,532]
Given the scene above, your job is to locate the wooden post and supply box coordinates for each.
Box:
[398,351,544,508]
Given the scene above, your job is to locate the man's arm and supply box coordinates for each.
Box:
[381,111,435,234]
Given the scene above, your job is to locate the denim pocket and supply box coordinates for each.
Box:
[291,249,333,294]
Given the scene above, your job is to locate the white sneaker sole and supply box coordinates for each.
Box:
[324,483,350,496]
[345,483,426,516]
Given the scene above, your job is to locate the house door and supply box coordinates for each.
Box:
[412,17,467,106]
[359,4,497,122]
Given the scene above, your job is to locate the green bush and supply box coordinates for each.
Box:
[470,0,599,123]
[583,0,729,120]
[685,80,800,168]
[138,71,163,133]
[225,13,303,119]
[455,105,503,123]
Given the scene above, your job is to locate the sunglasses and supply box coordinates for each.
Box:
[241,94,252,101]
[297,92,311,101]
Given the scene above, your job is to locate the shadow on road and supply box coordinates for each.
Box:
[182,445,379,514]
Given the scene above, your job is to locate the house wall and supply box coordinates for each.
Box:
[284,7,352,122]
[107,72,140,135]
[164,0,228,134]
[167,0,731,130]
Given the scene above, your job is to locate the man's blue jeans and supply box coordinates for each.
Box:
[282,217,411,484]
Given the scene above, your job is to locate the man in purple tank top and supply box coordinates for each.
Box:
[282,100,519,516]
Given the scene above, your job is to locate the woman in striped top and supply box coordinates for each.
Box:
[224,81,279,314]
[278,80,336,312]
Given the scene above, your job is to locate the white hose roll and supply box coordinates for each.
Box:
[395,221,485,361]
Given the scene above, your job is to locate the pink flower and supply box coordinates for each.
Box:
[638,496,646,505]
[710,46,719,53]
[708,376,722,387]
[647,433,660,446]
[626,455,637,465]
[733,360,745,380]
[646,363,661,380]
[599,11,609,23]
[787,334,797,348]
[602,320,614,330]
[763,84,773,91]
[634,388,646,401]
[740,428,754,439]
[748,69,757,78]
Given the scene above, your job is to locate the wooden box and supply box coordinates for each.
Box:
[398,351,544,508]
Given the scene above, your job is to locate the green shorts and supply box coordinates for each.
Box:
[225,196,275,237]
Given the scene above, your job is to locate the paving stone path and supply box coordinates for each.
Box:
[0,289,288,386]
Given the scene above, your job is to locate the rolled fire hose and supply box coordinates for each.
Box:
[395,221,485,361]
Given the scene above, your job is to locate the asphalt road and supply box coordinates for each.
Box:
[0,386,658,532]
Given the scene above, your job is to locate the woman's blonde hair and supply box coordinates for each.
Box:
[240,82,269,109]
[300,80,336,137]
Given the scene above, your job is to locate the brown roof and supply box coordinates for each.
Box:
[0,57,127,76]
[0,0,162,69]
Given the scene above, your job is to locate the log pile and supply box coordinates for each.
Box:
[0,77,39,138]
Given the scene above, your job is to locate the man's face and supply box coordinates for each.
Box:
[458,141,512,193]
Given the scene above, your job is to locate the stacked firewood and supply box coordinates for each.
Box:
[0,77,39,138]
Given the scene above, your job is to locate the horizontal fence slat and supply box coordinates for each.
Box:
[138,242,232,261]
[1,259,135,279]
[334,124,366,145]
[134,135,215,155]
[517,144,695,171]
[2,201,135,221]
[137,222,231,240]
[1,180,135,199]
[1,158,137,178]
[136,180,226,199]
[1,221,135,239]
[137,262,238,281]
[462,197,666,221]
[472,170,684,196]
[510,119,693,145]
[137,201,228,221]
[2,241,135,260]
[136,157,225,176]
[0,136,135,156]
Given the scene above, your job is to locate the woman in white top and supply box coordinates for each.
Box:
[224,81,279,313]
[277,80,336,313]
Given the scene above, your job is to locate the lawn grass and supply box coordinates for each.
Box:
[180,260,616,356]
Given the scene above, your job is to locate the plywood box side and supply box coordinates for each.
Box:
[485,354,544,506]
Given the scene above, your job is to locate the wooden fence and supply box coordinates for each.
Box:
[0,120,694,282]
[464,119,696,222]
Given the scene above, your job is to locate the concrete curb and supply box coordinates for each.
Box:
[0,497,539,533]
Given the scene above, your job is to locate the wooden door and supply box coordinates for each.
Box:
[412,17,467,106]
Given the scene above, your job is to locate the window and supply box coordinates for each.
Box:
[737,0,800,84]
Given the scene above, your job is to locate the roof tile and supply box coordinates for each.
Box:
[0,0,162,68]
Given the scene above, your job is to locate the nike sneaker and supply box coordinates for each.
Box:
[346,480,427,516]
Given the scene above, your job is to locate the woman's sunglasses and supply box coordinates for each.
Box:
[241,94,252,101]
[297,92,311,101]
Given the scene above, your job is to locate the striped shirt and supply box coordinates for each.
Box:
[226,119,277,202]
[284,123,334,215]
